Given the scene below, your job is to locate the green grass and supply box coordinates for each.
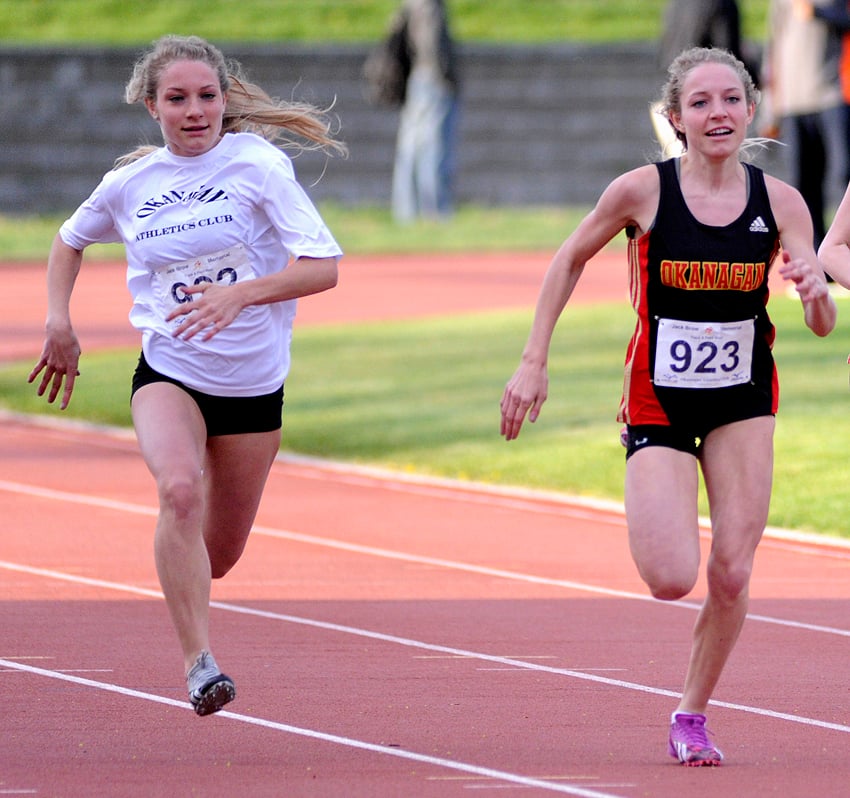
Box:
[0,0,770,44]
[3,297,850,538]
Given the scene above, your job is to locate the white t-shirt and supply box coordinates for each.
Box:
[60,132,342,396]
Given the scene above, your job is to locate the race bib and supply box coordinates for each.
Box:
[151,244,255,328]
[653,317,755,389]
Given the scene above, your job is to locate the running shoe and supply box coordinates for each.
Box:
[186,650,235,716]
[667,712,723,766]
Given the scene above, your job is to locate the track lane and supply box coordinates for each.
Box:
[3,416,850,796]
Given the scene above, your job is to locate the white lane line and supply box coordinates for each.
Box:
[272,453,850,555]
[0,657,629,798]
[2,478,850,640]
[0,479,157,517]
[4,405,850,553]
[250,524,850,637]
[2,559,850,735]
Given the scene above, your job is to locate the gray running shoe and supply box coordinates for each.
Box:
[186,650,235,716]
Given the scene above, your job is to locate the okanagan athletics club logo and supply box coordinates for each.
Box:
[136,185,228,219]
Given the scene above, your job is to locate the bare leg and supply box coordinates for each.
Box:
[625,445,702,601]
[132,382,211,672]
[676,416,774,714]
[133,382,282,673]
[202,429,280,580]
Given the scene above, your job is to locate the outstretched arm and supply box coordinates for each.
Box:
[499,238,585,441]
[500,166,657,439]
[28,234,84,409]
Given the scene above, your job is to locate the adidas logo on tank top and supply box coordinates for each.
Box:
[749,216,769,233]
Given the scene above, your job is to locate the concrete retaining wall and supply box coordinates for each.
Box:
[0,42,809,216]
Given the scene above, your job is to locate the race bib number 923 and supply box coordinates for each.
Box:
[653,317,755,389]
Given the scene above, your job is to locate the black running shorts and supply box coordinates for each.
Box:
[131,352,283,437]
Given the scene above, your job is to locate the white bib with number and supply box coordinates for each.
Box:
[653,317,755,388]
[150,244,256,329]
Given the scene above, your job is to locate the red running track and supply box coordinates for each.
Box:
[0,251,623,362]
[1,251,848,797]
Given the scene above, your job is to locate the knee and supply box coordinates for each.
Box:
[209,556,237,580]
[207,537,249,580]
[706,557,752,604]
[157,472,203,527]
[648,576,698,602]
[638,563,699,602]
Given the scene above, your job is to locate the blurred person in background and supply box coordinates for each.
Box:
[760,0,842,249]
[659,0,747,68]
[390,0,460,223]
[793,0,850,183]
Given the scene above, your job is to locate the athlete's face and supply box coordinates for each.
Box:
[672,62,754,156]
[146,59,227,158]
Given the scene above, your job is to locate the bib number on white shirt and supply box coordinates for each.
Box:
[653,317,755,388]
[151,244,256,328]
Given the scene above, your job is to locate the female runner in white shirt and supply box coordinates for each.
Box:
[30,34,346,716]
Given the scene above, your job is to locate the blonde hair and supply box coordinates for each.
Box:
[656,46,762,154]
[115,34,347,168]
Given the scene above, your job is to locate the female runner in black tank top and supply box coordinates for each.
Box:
[501,47,835,766]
